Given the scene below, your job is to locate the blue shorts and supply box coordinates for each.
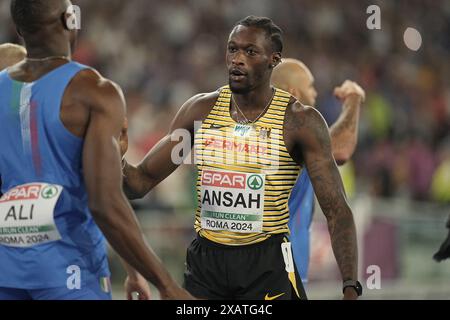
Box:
[0,278,112,300]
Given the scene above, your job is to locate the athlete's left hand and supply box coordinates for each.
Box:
[334,80,365,103]
[342,287,359,300]
[124,273,152,300]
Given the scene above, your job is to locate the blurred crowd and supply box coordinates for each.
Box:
[1,0,449,207]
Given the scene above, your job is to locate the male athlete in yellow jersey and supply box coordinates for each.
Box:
[122,16,361,300]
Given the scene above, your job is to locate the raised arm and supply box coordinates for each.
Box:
[77,70,192,299]
[329,80,365,165]
[122,93,215,199]
[285,102,359,299]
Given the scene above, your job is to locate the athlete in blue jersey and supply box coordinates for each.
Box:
[0,43,27,198]
[272,59,365,283]
[0,0,192,300]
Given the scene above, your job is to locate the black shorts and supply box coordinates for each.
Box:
[183,233,307,300]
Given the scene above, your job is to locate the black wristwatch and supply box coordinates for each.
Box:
[343,280,363,296]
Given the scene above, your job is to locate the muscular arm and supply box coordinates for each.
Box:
[122,135,180,199]
[329,80,365,165]
[286,103,358,291]
[78,71,186,298]
[123,93,216,199]
[329,95,362,165]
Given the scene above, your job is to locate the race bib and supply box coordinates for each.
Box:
[200,169,265,233]
[0,183,63,248]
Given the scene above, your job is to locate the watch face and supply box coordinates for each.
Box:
[355,281,363,296]
[343,280,363,296]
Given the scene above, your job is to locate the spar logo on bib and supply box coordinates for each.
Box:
[41,185,58,199]
[202,170,246,189]
[202,171,264,191]
[247,175,264,190]
[0,184,42,203]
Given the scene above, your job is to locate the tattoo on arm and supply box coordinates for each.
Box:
[329,97,361,160]
[300,108,358,281]
[285,103,305,132]
[308,159,358,281]
[330,108,357,137]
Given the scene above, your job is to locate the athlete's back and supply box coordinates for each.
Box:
[0,0,194,300]
[0,62,109,290]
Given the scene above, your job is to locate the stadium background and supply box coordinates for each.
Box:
[1,0,449,299]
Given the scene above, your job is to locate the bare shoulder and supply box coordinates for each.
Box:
[67,68,125,113]
[60,68,125,138]
[284,99,331,159]
[168,90,221,134]
[285,99,326,133]
[178,90,221,121]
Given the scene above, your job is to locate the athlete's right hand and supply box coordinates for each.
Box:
[159,285,197,300]
[124,273,152,300]
[334,80,365,103]
[119,118,128,157]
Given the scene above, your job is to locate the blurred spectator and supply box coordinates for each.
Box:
[408,134,436,201]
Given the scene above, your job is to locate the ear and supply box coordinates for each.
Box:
[270,53,282,69]
[61,12,70,31]
[291,87,303,101]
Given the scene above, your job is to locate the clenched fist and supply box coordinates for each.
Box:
[334,80,365,103]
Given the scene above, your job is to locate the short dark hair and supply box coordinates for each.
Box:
[234,16,283,53]
[10,0,55,33]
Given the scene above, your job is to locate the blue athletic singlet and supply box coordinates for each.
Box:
[0,62,111,297]
[288,170,314,283]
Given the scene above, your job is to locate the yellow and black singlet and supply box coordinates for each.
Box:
[194,86,302,245]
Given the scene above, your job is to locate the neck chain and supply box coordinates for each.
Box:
[26,56,70,62]
[232,88,275,125]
